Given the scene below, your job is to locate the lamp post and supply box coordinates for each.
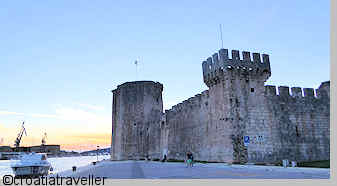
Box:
[96,145,100,162]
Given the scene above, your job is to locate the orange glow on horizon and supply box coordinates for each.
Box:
[53,133,111,151]
[0,129,111,151]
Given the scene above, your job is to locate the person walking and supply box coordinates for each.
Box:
[186,152,193,168]
[162,154,167,162]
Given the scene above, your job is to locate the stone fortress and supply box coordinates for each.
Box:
[111,48,330,164]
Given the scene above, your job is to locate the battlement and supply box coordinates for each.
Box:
[264,82,330,100]
[112,81,163,93]
[316,81,330,98]
[167,90,209,116]
[202,49,271,87]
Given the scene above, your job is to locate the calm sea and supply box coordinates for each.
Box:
[0,155,110,177]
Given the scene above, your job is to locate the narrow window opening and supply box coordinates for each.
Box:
[235,98,239,104]
[296,126,299,137]
[251,88,255,92]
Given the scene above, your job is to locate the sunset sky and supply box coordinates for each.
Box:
[0,0,329,151]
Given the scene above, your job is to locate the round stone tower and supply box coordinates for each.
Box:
[111,81,163,160]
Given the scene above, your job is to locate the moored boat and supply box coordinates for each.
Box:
[10,153,52,178]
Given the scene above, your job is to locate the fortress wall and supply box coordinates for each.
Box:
[244,82,330,163]
[200,49,330,163]
[159,113,169,158]
[206,79,234,162]
[143,82,164,158]
[165,60,272,163]
[111,81,163,160]
[203,49,273,163]
[244,84,277,163]
[112,48,330,164]
[165,75,242,163]
[166,48,330,164]
[111,88,122,160]
[260,82,330,162]
[233,77,275,164]
[222,66,279,164]
[165,90,211,161]
[165,49,274,163]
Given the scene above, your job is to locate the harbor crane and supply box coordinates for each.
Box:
[14,121,27,148]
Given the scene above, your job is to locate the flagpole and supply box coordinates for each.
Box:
[219,24,224,49]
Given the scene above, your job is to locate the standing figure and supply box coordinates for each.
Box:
[186,152,193,167]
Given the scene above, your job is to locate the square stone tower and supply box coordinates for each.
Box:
[202,49,271,163]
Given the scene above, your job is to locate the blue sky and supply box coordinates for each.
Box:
[0,0,329,149]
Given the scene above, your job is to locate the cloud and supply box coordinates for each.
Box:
[78,103,105,111]
[54,105,110,124]
[68,134,110,146]
[0,111,24,116]
[0,110,58,119]
[30,113,58,118]
[51,133,111,151]
[61,143,110,152]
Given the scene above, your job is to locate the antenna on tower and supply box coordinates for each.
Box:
[134,59,139,80]
[219,24,224,49]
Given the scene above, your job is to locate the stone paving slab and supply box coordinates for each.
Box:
[51,160,330,179]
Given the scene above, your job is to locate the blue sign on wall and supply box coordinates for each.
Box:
[244,136,250,143]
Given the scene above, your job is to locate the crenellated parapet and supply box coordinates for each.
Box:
[167,90,209,116]
[264,81,330,100]
[316,81,330,99]
[202,49,271,87]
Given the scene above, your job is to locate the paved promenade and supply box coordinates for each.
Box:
[51,160,330,179]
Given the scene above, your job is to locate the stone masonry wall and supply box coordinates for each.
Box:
[111,48,330,164]
[111,81,163,160]
[163,49,330,163]
[254,82,330,163]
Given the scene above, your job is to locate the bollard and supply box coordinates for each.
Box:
[72,166,77,172]
[282,159,289,168]
[291,161,297,167]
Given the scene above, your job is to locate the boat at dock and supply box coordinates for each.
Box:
[10,153,52,178]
